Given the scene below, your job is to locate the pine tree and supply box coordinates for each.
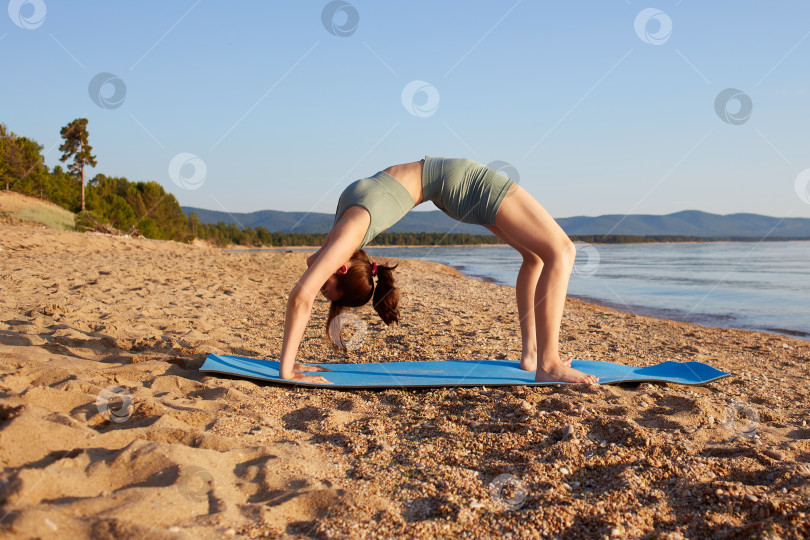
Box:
[59,119,97,212]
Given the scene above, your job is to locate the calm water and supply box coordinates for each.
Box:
[366,242,810,340]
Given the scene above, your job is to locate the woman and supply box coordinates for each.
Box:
[280,157,599,385]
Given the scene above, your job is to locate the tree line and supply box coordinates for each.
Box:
[1,120,514,247]
[2,120,197,241]
[3,120,806,247]
[196,227,803,247]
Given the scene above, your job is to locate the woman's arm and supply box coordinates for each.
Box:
[306,228,334,267]
[279,208,368,383]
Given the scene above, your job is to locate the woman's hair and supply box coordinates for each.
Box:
[326,250,399,351]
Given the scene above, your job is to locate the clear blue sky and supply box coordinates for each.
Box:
[3,1,809,218]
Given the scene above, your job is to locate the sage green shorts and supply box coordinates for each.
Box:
[422,156,514,225]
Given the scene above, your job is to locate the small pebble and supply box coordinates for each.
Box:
[562,424,576,440]
[168,526,181,532]
[763,448,784,461]
[559,466,570,475]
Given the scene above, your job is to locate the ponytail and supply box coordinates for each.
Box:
[372,262,399,325]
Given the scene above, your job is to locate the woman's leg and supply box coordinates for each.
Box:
[486,224,574,371]
[487,225,542,370]
[492,185,598,383]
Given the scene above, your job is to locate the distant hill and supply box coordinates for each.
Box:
[558,210,810,238]
[182,206,810,239]
[182,207,491,235]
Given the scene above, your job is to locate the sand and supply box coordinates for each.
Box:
[0,220,808,539]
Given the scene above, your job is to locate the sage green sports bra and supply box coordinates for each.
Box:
[333,170,416,248]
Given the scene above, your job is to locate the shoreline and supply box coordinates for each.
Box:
[228,244,810,341]
[226,237,810,252]
[566,294,810,341]
[370,250,810,343]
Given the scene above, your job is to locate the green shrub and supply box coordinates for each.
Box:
[15,204,75,230]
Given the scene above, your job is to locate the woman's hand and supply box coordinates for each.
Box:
[279,363,333,385]
[293,363,332,373]
[284,371,333,385]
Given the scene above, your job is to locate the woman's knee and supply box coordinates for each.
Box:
[559,241,577,269]
[521,250,543,268]
[547,239,577,270]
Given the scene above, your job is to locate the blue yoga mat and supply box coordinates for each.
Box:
[200,354,730,388]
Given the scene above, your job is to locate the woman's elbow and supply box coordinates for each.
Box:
[287,286,315,309]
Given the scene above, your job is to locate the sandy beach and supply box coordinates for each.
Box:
[0,221,809,539]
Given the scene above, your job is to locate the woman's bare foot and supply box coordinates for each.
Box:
[520,355,537,371]
[562,356,573,368]
[535,359,598,384]
[520,355,572,371]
